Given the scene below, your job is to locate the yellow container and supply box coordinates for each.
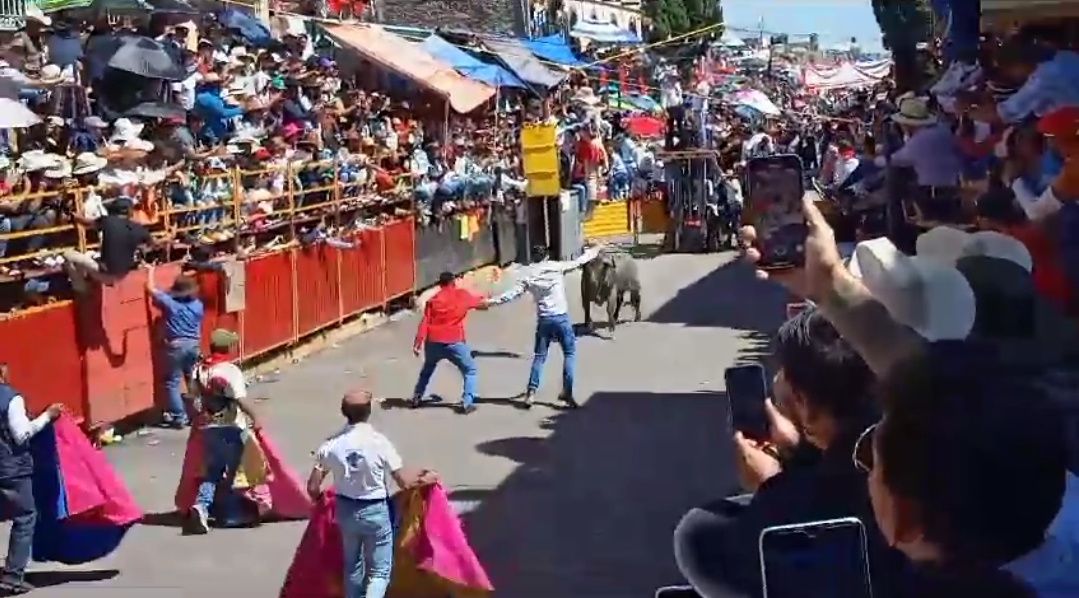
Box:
[520,123,559,197]
[583,200,631,239]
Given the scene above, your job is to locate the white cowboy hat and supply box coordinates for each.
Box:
[848,237,976,342]
[71,152,109,176]
[83,116,108,129]
[892,97,938,126]
[38,64,65,85]
[43,159,72,179]
[916,226,1033,273]
[110,118,145,142]
[17,150,64,173]
[572,88,601,106]
[0,156,11,170]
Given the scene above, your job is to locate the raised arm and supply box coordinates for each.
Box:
[487,279,528,307]
[551,246,603,274]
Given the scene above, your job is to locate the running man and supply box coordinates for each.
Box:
[487,244,603,408]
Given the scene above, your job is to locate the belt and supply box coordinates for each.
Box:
[167,337,200,345]
[336,494,389,505]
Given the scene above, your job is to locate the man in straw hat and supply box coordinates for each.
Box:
[886,96,965,223]
[305,388,438,598]
[147,266,205,429]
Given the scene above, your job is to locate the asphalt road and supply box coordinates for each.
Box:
[30,245,789,598]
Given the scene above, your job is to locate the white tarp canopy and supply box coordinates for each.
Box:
[803,60,891,91]
[715,31,745,48]
[728,89,782,117]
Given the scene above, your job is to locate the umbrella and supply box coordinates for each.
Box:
[125,101,186,120]
[0,78,41,128]
[107,37,185,80]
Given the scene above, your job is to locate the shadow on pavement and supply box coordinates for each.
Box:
[648,259,788,332]
[455,390,735,598]
[470,349,524,359]
[27,568,119,587]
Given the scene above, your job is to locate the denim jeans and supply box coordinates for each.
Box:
[412,341,477,407]
[195,426,245,524]
[164,339,200,423]
[529,313,576,395]
[336,495,394,598]
[0,475,35,579]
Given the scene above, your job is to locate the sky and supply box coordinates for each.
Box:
[720,0,885,52]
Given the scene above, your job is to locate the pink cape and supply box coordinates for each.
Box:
[173,426,311,520]
[54,414,142,524]
[279,484,493,598]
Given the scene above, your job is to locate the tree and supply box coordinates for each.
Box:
[871,0,934,91]
[644,0,722,42]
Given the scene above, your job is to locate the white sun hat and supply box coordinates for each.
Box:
[917,226,1033,273]
[849,236,976,342]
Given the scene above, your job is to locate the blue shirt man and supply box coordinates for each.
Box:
[147,269,205,428]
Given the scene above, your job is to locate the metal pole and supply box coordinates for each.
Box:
[254,0,270,26]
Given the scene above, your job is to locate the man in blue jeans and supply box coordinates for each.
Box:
[488,244,602,408]
[412,272,490,415]
[147,267,205,428]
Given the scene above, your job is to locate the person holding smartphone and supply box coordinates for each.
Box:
[673,308,902,598]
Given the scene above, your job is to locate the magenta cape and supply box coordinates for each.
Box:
[29,414,142,564]
[173,426,311,520]
[279,484,494,598]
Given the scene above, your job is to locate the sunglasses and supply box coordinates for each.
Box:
[852,422,878,473]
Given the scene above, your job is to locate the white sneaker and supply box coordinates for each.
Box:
[189,505,209,534]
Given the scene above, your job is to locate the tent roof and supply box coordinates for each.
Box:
[570,20,641,44]
[321,23,494,113]
[521,34,585,67]
[483,37,566,88]
[419,35,527,89]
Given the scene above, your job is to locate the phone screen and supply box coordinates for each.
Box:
[724,365,769,440]
[760,520,873,598]
[747,155,807,268]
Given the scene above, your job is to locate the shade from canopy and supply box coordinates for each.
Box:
[321,24,495,113]
[483,37,565,88]
[521,34,585,67]
[570,20,641,44]
[419,35,526,89]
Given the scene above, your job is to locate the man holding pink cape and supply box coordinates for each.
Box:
[305,389,439,598]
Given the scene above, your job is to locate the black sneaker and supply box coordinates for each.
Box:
[522,391,535,409]
[558,393,580,409]
[0,575,34,595]
[458,404,477,415]
[188,505,210,535]
[409,396,423,409]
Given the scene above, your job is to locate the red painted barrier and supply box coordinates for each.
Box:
[295,244,343,337]
[242,251,297,359]
[340,227,385,315]
[0,218,420,425]
[383,216,416,301]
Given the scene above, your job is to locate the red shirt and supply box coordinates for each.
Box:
[414,285,484,347]
[1006,224,1073,311]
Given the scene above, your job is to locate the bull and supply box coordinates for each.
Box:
[581,247,642,336]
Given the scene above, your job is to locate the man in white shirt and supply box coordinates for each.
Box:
[487,244,602,408]
[307,389,437,598]
[188,329,261,534]
[0,363,62,594]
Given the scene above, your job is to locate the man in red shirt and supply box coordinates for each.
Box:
[411,272,489,414]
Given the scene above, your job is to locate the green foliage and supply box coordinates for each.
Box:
[645,0,723,42]
[871,0,933,50]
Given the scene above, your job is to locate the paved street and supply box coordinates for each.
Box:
[33,247,789,598]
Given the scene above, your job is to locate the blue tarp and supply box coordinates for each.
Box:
[522,34,585,67]
[420,35,527,89]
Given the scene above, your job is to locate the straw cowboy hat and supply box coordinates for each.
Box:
[916,227,1033,273]
[848,237,977,341]
[17,150,64,173]
[43,158,72,179]
[572,88,602,106]
[38,64,65,85]
[111,118,146,143]
[72,152,109,176]
[24,3,51,26]
[892,97,938,127]
[168,274,200,299]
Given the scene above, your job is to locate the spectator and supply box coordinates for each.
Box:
[147,267,204,429]
[63,197,152,293]
[672,308,902,598]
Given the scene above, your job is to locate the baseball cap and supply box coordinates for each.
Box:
[209,328,239,350]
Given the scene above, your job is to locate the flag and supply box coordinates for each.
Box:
[28,414,141,564]
[280,484,493,598]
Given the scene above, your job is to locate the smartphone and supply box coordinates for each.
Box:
[759,518,873,598]
[746,155,807,269]
[724,364,769,441]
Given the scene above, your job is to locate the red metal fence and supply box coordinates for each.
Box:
[0,216,418,425]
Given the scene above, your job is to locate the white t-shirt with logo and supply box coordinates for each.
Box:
[315,423,403,500]
[194,360,248,429]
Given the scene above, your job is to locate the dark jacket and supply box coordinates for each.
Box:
[715,424,908,598]
[0,383,33,480]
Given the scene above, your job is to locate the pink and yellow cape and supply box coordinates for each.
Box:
[280,484,494,598]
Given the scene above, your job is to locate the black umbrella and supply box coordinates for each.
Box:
[107,36,185,80]
[125,101,187,120]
